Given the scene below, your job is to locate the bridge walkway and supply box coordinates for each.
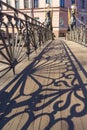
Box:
[0,39,87,130]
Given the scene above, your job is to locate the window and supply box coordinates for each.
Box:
[81,16,84,22]
[35,17,39,21]
[6,0,11,5]
[59,17,64,27]
[0,2,3,11]
[15,0,19,9]
[86,17,87,24]
[6,0,11,10]
[60,0,65,7]
[46,0,50,4]
[82,0,85,9]
[71,0,75,4]
[24,0,29,8]
[34,0,38,8]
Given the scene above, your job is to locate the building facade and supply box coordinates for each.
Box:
[1,0,87,37]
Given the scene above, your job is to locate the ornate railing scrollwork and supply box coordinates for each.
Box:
[66,25,87,46]
[0,1,52,78]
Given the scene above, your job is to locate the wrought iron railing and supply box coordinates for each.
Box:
[66,18,87,46]
[0,1,52,78]
[66,25,87,45]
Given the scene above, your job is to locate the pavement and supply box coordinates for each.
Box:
[0,39,87,130]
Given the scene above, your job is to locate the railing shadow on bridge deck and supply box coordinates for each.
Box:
[0,39,87,130]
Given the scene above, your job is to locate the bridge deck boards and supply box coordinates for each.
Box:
[0,40,87,130]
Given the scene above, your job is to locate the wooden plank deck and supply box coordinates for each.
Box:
[0,39,87,130]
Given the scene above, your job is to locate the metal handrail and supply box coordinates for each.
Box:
[0,1,53,78]
[66,17,87,46]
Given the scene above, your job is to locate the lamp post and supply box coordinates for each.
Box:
[44,3,53,31]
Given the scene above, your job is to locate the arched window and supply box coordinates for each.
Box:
[60,0,65,7]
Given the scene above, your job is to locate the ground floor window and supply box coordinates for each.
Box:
[60,0,65,8]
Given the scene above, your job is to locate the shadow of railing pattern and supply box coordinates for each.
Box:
[0,1,52,77]
[0,40,87,130]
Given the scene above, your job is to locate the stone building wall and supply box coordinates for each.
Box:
[1,0,87,37]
